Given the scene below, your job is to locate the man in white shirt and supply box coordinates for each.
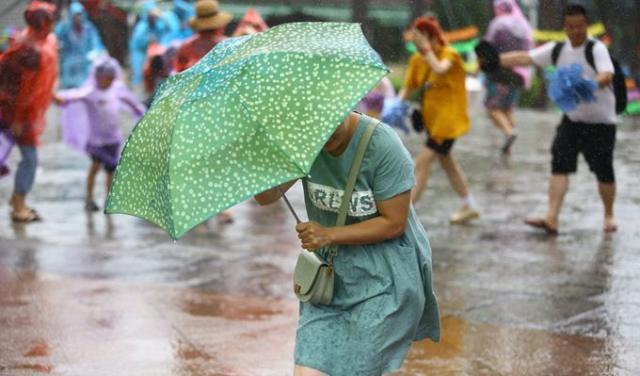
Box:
[499,4,617,234]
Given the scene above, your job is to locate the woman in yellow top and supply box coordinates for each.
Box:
[399,17,480,224]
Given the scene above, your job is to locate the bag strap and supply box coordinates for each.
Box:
[551,41,564,66]
[336,118,377,227]
[327,115,379,265]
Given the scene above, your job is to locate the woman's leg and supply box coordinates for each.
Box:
[487,109,513,136]
[438,152,479,223]
[501,108,518,154]
[438,152,469,198]
[294,365,328,376]
[11,145,38,219]
[505,108,516,130]
[411,147,438,204]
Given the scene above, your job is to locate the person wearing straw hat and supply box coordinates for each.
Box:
[174,0,232,73]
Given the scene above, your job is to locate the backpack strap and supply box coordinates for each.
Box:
[584,40,597,72]
[551,41,564,66]
[552,40,598,73]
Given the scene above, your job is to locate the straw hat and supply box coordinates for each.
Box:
[190,0,232,32]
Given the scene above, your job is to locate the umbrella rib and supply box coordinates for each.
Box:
[223,84,310,176]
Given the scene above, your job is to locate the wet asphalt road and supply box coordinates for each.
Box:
[1,100,639,375]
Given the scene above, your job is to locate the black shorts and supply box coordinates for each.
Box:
[551,116,616,183]
[426,137,455,155]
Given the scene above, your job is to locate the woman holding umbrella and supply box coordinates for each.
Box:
[105,23,440,373]
[255,111,440,375]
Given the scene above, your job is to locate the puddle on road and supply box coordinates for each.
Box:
[181,294,283,321]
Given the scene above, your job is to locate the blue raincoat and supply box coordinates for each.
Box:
[55,1,104,89]
[129,1,178,85]
[171,0,194,41]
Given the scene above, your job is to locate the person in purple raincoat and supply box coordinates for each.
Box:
[483,0,533,154]
[55,56,146,211]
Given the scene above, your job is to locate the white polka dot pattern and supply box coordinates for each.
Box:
[105,22,389,239]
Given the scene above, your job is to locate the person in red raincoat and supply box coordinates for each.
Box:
[0,2,58,222]
[173,0,231,73]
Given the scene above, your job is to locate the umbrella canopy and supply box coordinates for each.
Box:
[106,22,388,239]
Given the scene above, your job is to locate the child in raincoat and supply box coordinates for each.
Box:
[55,57,146,211]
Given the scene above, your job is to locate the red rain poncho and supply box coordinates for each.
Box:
[174,30,226,73]
[0,2,58,146]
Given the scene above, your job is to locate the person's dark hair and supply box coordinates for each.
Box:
[563,4,588,20]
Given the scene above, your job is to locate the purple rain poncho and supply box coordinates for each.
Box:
[485,0,534,88]
[57,56,146,156]
[0,128,13,177]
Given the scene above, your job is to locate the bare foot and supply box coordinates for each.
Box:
[604,217,617,233]
[524,217,558,235]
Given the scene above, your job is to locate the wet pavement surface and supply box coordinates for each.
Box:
[1,102,640,375]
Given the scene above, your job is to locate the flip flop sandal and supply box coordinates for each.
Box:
[11,210,40,223]
[524,218,558,235]
[27,208,43,221]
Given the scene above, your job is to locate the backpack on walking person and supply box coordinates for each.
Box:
[551,40,628,114]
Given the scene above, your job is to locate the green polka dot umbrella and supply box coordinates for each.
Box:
[105,22,389,239]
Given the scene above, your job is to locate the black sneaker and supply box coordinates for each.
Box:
[85,201,100,212]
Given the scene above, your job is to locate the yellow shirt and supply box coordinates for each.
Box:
[403,47,470,142]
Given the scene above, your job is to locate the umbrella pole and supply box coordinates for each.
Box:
[278,188,301,224]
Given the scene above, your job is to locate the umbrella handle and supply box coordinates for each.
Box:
[279,188,301,224]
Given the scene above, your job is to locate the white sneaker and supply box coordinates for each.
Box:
[449,207,480,224]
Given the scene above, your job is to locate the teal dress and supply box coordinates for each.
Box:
[295,115,440,375]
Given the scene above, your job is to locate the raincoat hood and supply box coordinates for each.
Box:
[24,1,56,32]
[70,2,85,17]
[173,0,194,23]
[232,8,268,36]
[492,0,533,41]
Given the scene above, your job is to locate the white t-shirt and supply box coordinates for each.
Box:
[529,38,617,124]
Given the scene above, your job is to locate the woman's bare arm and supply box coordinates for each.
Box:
[422,51,452,75]
[296,190,411,250]
[253,179,298,205]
